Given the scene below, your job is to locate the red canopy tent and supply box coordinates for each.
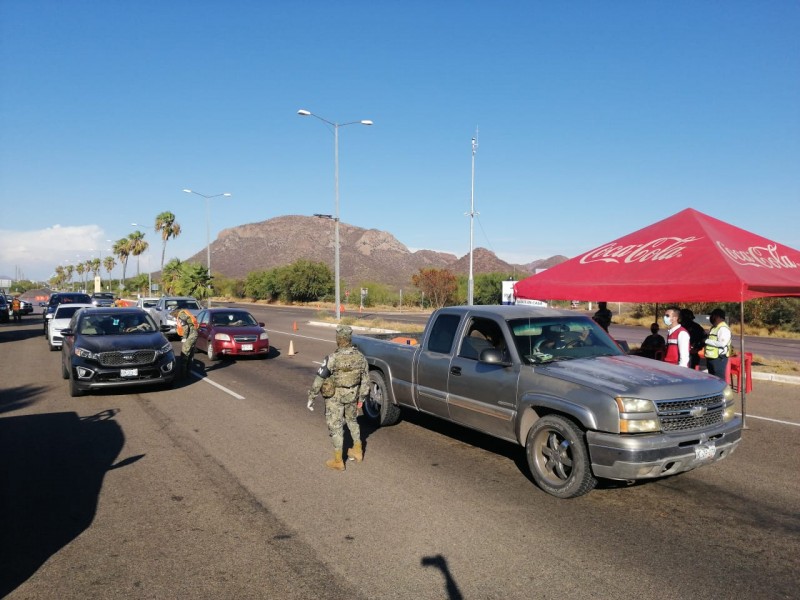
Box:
[513,208,800,303]
[513,208,800,425]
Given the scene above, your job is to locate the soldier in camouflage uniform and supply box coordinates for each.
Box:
[308,324,370,471]
[176,308,198,377]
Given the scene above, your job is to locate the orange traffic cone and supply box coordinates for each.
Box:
[288,340,296,356]
[293,321,298,331]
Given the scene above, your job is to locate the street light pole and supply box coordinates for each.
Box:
[182,189,232,308]
[298,109,373,320]
[467,132,478,306]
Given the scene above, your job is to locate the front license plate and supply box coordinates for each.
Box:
[241,344,253,351]
[695,444,716,462]
[121,368,139,377]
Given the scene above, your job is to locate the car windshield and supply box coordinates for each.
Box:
[508,316,623,364]
[79,313,157,335]
[141,299,157,308]
[211,311,258,327]
[51,294,91,306]
[55,306,84,319]
[166,299,200,311]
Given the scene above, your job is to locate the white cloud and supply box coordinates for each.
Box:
[0,224,107,281]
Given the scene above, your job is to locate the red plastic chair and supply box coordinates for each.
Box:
[726,352,753,393]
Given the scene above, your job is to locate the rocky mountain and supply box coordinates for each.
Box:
[187,215,561,289]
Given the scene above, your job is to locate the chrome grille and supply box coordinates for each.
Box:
[98,350,157,367]
[655,394,725,432]
[233,335,257,343]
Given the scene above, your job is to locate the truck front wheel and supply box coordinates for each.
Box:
[526,415,596,499]
[364,371,401,427]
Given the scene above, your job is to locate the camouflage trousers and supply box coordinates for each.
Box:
[181,331,198,374]
[325,387,361,451]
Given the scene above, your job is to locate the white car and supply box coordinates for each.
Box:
[47,303,93,350]
[151,296,202,337]
[136,296,159,312]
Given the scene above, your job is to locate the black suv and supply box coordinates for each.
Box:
[60,307,176,397]
[0,294,8,323]
[42,292,93,334]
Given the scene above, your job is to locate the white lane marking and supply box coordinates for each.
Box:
[190,371,246,400]
[739,413,800,427]
[270,329,334,343]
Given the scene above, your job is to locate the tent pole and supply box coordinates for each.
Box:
[740,300,747,428]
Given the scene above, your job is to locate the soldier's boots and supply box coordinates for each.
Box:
[349,442,363,463]
[325,450,346,471]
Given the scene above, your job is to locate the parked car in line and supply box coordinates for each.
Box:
[91,292,116,307]
[42,292,93,334]
[0,295,8,323]
[136,296,159,311]
[150,296,202,337]
[195,308,270,360]
[46,303,94,350]
[60,307,176,397]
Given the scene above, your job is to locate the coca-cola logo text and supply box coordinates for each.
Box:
[717,242,797,270]
[579,237,701,264]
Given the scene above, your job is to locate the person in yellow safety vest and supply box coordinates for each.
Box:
[11,296,22,322]
[704,307,732,379]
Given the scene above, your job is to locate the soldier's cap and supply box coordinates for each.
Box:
[335,324,353,338]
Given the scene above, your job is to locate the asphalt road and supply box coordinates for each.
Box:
[1,308,799,599]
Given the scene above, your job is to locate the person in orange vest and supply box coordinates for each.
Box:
[662,306,690,367]
[11,296,22,322]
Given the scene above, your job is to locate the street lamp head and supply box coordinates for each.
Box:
[297,109,311,116]
[361,120,374,126]
[182,189,192,194]
[222,193,232,197]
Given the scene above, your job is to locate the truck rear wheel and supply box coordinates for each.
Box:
[525,414,596,499]
[364,371,401,427]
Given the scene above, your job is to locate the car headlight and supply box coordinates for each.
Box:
[214,333,231,341]
[75,346,96,360]
[259,332,269,340]
[157,341,172,356]
[616,397,661,433]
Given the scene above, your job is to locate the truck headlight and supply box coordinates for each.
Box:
[616,397,661,433]
[722,386,738,422]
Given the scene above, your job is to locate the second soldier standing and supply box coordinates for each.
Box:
[308,325,370,471]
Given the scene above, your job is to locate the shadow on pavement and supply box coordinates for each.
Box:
[0,409,126,597]
[0,384,46,415]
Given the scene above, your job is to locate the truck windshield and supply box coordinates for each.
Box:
[508,316,623,364]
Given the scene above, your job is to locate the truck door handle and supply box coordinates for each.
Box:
[450,366,461,376]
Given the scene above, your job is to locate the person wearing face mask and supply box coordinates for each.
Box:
[662,307,690,367]
[704,308,732,379]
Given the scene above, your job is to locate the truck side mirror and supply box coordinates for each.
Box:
[480,348,510,365]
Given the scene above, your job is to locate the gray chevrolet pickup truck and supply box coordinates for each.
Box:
[354,305,742,498]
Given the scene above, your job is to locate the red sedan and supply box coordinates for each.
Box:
[195,308,270,360]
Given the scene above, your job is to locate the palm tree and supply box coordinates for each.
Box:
[154,211,181,274]
[64,264,75,291]
[128,230,149,277]
[113,238,131,291]
[54,265,65,289]
[161,258,182,295]
[103,255,116,280]
[76,262,86,291]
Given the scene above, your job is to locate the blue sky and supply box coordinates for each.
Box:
[1,1,798,282]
